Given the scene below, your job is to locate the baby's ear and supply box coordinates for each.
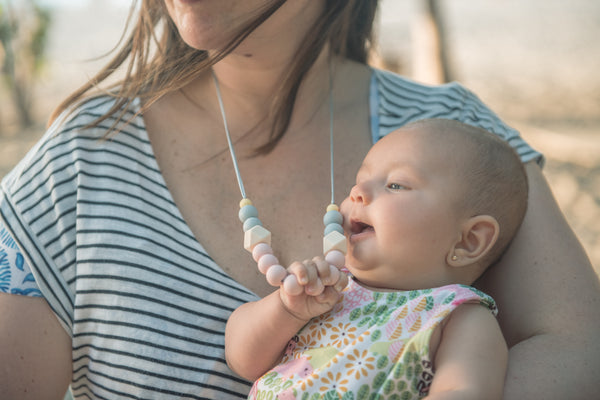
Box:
[446,215,499,267]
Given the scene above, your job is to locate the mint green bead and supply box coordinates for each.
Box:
[239,205,258,222]
[323,209,343,226]
[243,217,262,231]
[324,222,344,236]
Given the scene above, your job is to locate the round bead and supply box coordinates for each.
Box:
[326,203,339,212]
[257,253,279,274]
[238,204,258,223]
[243,217,263,232]
[239,198,253,208]
[252,242,273,262]
[266,264,287,286]
[324,222,344,236]
[323,209,343,226]
[283,275,303,296]
[325,249,345,267]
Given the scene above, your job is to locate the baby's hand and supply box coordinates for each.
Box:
[279,257,348,322]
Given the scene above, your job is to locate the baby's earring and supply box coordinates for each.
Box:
[451,255,458,261]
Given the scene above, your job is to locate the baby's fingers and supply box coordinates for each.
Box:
[333,268,348,292]
[313,256,335,285]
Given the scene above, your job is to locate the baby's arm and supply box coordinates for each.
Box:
[426,303,508,400]
[225,257,347,381]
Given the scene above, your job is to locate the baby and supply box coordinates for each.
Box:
[225,118,528,399]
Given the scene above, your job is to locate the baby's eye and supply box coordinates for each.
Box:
[388,182,408,191]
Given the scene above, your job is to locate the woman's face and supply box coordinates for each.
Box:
[163,0,324,54]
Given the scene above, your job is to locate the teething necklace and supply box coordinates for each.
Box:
[212,66,346,294]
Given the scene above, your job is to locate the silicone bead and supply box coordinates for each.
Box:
[239,198,253,208]
[323,230,347,254]
[283,275,303,296]
[323,209,343,226]
[243,217,262,232]
[244,225,271,251]
[238,204,258,223]
[326,204,339,212]
[325,249,345,267]
[257,253,279,274]
[266,264,287,286]
[324,222,344,236]
[252,242,273,262]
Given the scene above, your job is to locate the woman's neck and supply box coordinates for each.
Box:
[187,46,332,141]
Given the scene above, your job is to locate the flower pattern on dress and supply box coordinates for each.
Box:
[329,322,357,348]
[345,348,376,379]
[249,280,497,399]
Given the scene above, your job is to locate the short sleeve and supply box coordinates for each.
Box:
[370,68,545,167]
[0,222,42,297]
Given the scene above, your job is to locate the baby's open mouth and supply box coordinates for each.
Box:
[350,220,374,235]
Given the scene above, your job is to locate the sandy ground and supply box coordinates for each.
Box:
[1,0,599,275]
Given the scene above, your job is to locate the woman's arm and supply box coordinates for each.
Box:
[427,304,508,400]
[0,294,72,400]
[477,162,600,399]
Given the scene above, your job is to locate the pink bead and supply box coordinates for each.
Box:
[252,242,273,262]
[283,275,303,296]
[257,253,279,274]
[325,250,345,267]
[266,264,287,286]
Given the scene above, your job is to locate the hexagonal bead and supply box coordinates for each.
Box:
[244,225,271,251]
[323,230,346,254]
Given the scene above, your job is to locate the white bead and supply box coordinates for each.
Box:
[325,249,345,267]
[244,225,271,251]
[252,242,272,262]
[266,264,287,286]
[257,253,279,274]
[283,275,303,296]
[323,230,347,254]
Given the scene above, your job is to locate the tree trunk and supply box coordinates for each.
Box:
[412,0,452,84]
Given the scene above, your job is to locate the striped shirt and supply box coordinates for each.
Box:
[0,68,542,399]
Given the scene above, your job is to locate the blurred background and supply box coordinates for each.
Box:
[1,0,599,275]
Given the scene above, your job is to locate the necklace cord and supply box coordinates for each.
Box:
[212,64,335,205]
[328,58,335,205]
[212,70,247,199]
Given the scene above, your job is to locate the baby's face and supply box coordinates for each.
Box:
[340,126,467,290]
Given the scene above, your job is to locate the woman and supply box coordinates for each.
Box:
[0,1,598,399]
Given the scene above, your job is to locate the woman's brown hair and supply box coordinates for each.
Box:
[49,0,379,153]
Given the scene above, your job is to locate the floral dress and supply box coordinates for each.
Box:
[250,278,497,400]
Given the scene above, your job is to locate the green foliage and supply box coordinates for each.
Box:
[0,0,52,127]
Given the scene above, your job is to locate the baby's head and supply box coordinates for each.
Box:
[340,118,528,290]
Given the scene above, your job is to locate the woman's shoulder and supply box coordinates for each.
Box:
[369,67,544,165]
[2,95,151,195]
